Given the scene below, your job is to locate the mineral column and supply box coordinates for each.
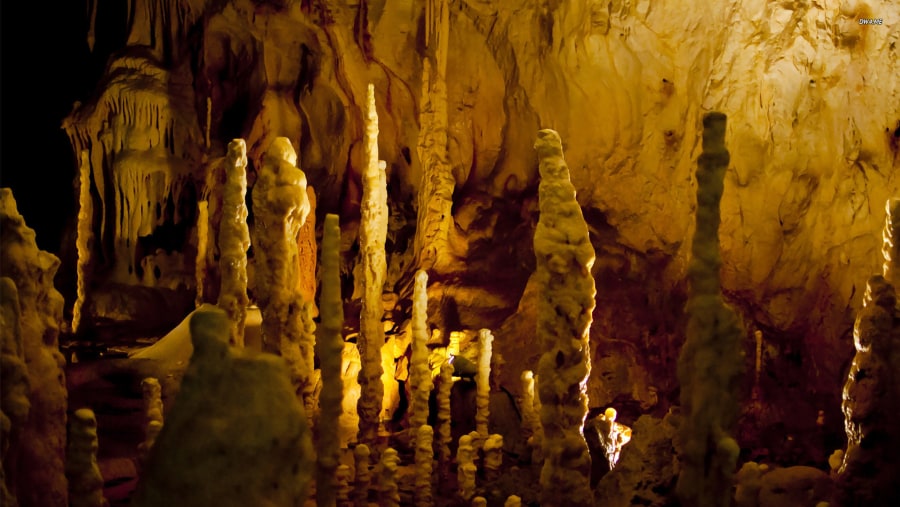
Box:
[1,278,29,506]
[72,150,93,335]
[317,214,346,507]
[409,270,433,440]
[137,377,164,463]
[336,465,352,507]
[883,198,900,286]
[436,358,454,473]
[675,112,744,507]
[415,0,454,271]
[357,83,388,448]
[65,409,107,507]
[520,370,543,464]
[475,329,493,440]
[216,139,251,347]
[377,448,400,507]
[251,137,311,354]
[414,425,435,507]
[456,434,477,502]
[352,444,372,507]
[532,129,595,507]
[483,434,503,483]
[194,200,209,307]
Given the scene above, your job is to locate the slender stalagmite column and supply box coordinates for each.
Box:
[317,214,345,507]
[475,329,493,440]
[472,498,487,507]
[504,496,522,507]
[138,377,163,463]
[336,465,352,507]
[531,374,545,464]
[457,434,477,502]
[415,0,454,271]
[436,358,454,474]
[194,200,209,307]
[65,408,107,507]
[483,434,503,483]
[72,150,93,335]
[217,139,250,347]
[357,83,388,448]
[520,370,543,463]
[409,270,433,441]
[882,198,900,286]
[675,112,744,507]
[533,129,595,507]
[377,448,400,507]
[352,444,372,507]
[414,425,435,507]
[251,137,311,354]
[298,299,318,422]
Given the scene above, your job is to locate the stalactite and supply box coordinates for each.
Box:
[138,377,163,463]
[882,198,900,287]
[317,213,345,507]
[475,329,493,440]
[357,83,388,448]
[409,270,433,442]
[532,129,595,507]
[415,0,454,272]
[457,434,477,502]
[482,434,503,483]
[436,358,454,475]
[217,140,250,347]
[675,112,744,507]
[414,425,434,507]
[376,448,400,507]
[72,150,93,335]
[194,200,209,307]
[352,444,372,507]
[65,409,107,507]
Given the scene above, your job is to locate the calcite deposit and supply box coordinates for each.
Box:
[65,409,107,507]
[216,139,250,347]
[409,270,433,440]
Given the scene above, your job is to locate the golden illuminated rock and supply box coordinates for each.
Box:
[414,425,435,507]
[72,150,93,335]
[409,270,433,442]
[217,139,250,347]
[352,444,372,507]
[436,358,454,475]
[1,278,29,507]
[475,328,494,441]
[376,447,400,507]
[456,434,477,502]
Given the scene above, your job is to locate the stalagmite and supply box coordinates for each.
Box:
[520,370,543,463]
[531,374,545,464]
[1,278,29,506]
[436,358,454,473]
[882,198,900,287]
[317,213,346,507]
[251,137,310,354]
[482,434,503,483]
[65,408,107,507]
[414,425,435,507]
[194,200,209,307]
[376,448,400,507]
[471,497,487,507]
[336,465,352,507]
[357,83,388,448]
[457,434,477,502]
[533,129,595,507]
[72,150,93,335]
[409,270,433,440]
[138,377,163,462]
[352,444,372,507]
[504,495,522,507]
[296,300,318,422]
[475,329,493,440]
[676,112,744,507]
[415,0,454,271]
[216,140,250,347]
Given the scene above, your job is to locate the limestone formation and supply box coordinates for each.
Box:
[377,448,400,507]
[520,370,543,464]
[504,495,522,507]
[336,464,352,507]
[0,189,68,507]
[352,444,372,507]
[293,300,318,422]
[251,137,311,354]
[436,358,454,473]
[883,198,900,287]
[357,83,388,448]
[414,425,435,507]
[65,409,107,507]
[475,329,494,440]
[131,307,313,507]
[482,434,503,483]
[1,278,29,507]
[72,150,93,335]
[409,270,433,440]
[675,112,744,507]
[533,129,596,507]
[137,377,164,462]
[457,434,477,502]
[216,139,250,347]
[194,200,209,307]
[471,497,487,507]
[317,213,346,507]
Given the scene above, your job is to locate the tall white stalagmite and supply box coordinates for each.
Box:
[533,129,595,507]
[409,270,433,439]
[676,112,744,507]
[352,444,372,507]
[456,434,477,502]
[475,329,493,440]
[216,139,250,347]
[357,83,388,447]
[194,200,209,307]
[72,150,93,335]
[415,0,454,271]
[414,425,435,507]
[882,198,900,287]
[436,358,454,474]
[317,213,346,507]
[377,448,400,507]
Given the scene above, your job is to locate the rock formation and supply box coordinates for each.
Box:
[457,434,477,502]
[352,444,372,507]
[137,377,164,463]
[436,357,454,474]
[72,150,93,335]
[475,328,493,441]
[1,278,29,507]
[65,409,107,507]
[414,424,435,507]
[675,112,744,507]
[377,447,400,507]
[409,270,433,440]
[520,370,543,464]
[533,129,596,507]
[216,139,250,347]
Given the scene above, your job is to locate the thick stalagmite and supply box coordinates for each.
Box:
[409,270,433,439]
[357,84,388,448]
[1,278,29,506]
[65,409,107,507]
[352,444,372,507]
[251,137,310,354]
[317,213,345,507]
[533,130,595,507]
[216,139,250,347]
[675,112,744,507]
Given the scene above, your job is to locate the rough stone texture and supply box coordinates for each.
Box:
[475,328,493,441]
[65,409,108,507]
[352,444,372,507]
[137,377,164,462]
[533,129,595,507]
[1,278,29,507]
[413,425,435,507]
[377,448,401,507]
[0,189,69,507]
[409,270,433,439]
[131,307,313,507]
[216,139,250,347]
